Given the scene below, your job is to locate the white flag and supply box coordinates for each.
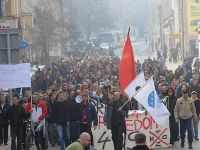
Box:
[0,63,31,89]
[133,77,170,125]
[124,71,145,98]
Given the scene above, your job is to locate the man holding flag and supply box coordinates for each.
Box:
[111,91,128,150]
[116,28,170,149]
[111,28,135,150]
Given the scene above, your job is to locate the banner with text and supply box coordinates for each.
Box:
[187,0,200,35]
[91,99,170,150]
[0,63,31,89]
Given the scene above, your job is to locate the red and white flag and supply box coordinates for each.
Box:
[119,28,137,92]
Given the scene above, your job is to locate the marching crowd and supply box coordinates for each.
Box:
[0,47,200,150]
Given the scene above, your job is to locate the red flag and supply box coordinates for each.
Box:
[119,28,136,91]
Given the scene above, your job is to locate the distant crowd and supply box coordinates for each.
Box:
[0,45,200,150]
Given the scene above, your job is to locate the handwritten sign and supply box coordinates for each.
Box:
[0,63,31,89]
[91,99,170,150]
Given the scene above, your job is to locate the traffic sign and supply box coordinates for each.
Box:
[19,40,29,49]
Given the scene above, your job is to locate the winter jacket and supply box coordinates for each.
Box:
[70,98,81,122]
[194,99,200,117]
[0,103,10,126]
[53,100,71,125]
[25,100,48,123]
[165,95,177,117]
[6,104,29,127]
[174,96,197,120]
[103,102,114,129]
[79,103,98,126]
[111,99,128,132]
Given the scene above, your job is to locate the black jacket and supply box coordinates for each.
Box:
[0,103,10,126]
[111,99,128,131]
[46,100,55,124]
[70,98,81,122]
[6,104,29,127]
[132,145,149,150]
[53,100,71,125]
[194,99,200,116]
[166,95,177,117]
[190,84,200,98]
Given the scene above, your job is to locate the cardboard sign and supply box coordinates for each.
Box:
[91,99,170,150]
[0,63,31,89]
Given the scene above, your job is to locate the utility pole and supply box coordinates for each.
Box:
[159,0,163,49]
[6,32,13,104]
[199,30,200,58]
[180,0,185,59]
[59,0,65,56]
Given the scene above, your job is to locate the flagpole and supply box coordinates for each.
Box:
[30,87,33,109]
[119,76,154,110]
[128,27,130,36]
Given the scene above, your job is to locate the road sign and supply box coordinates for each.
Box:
[19,40,29,49]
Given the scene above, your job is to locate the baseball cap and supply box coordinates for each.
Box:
[191,91,197,94]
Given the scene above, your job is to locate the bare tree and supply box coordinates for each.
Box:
[30,0,59,64]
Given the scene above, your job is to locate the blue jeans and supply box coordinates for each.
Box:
[56,124,70,150]
[180,118,193,144]
[193,118,199,139]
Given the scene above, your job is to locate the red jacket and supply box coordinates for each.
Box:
[25,100,48,122]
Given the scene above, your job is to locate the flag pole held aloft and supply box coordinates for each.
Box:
[119,28,136,91]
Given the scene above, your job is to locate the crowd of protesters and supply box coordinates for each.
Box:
[0,45,200,150]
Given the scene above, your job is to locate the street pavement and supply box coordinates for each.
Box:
[1,137,200,150]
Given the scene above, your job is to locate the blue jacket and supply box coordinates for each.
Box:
[79,103,98,126]
[103,102,114,129]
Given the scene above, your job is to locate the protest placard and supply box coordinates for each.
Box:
[91,99,170,150]
[0,63,31,89]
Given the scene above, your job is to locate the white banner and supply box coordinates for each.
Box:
[125,71,146,98]
[90,99,170,150]
[133,77,170,125]
[0,63,31,89]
